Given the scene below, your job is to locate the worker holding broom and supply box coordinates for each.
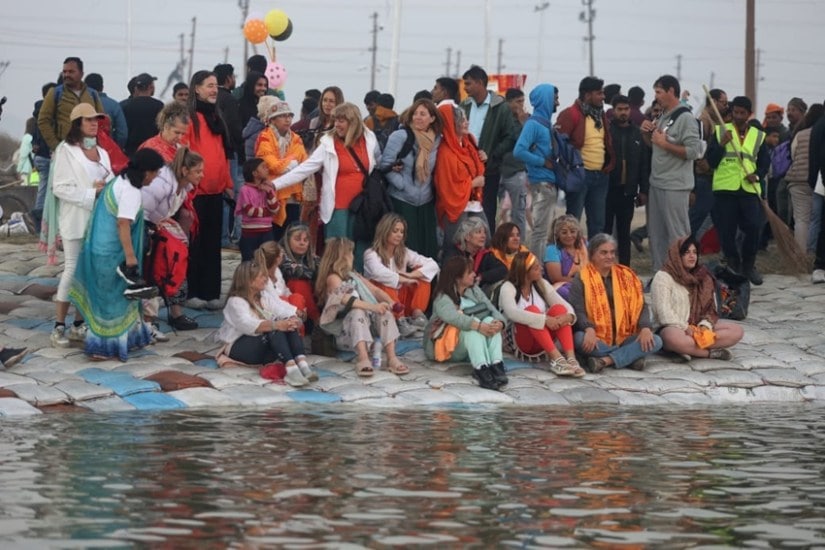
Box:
[706,95,770,286]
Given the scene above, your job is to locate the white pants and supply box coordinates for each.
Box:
[56,238,83,302]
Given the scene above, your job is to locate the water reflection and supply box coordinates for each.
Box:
[1,405,824,547]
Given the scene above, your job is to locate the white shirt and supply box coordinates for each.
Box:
[113,176,142,221]
[363,247,439,289]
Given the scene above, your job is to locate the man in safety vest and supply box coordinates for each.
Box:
[707,95,770,285]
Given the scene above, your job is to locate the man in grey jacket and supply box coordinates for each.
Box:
[640,75,703,272]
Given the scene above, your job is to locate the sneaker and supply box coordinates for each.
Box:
[628,357,647,371]
[169,315,199,331]
[0,347,27,369]
[397,317,418,338]
[185,297,208,310]
[284,365,309,387]
[116,262,143,286]
[708,348,733,361]
[205,298,224,310]
[586,356,608,374]
[146,322,170,343]
[489,361,508,388]
[67,323,87,342]
[471,364,500,391]
[298,362,319,382]
[124,283,159,300]
[812,269,825,284]
[50,325,70,348]
[744,268,763,286]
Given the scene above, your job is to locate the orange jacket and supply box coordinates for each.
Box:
[185,113,233,196]
[255,127,306,226]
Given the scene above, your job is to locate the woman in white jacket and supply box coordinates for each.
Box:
[47,104,111,348]
[271,102,379,270]
[497,251,585,377]
[364,213,439,336]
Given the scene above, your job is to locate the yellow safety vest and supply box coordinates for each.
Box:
[712,123,765,194]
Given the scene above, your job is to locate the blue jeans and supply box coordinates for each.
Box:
[809,193,823,253]
[689,174,714,237]
[574,331,662,369]
[222,156,244,246]
[565,170,609,238]
[31,155,52,231]
[499,171,527,239]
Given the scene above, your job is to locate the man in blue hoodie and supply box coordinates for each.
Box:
[514,83,560,258]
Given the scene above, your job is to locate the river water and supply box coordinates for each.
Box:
[1,404,824,548]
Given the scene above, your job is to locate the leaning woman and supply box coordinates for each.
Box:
[69,149,165,361]
[568,233,663,372]
[424,256,508,391]
[43,104,111,348]
[650,236,743,360]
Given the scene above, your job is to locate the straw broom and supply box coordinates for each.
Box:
[702,85,809,275]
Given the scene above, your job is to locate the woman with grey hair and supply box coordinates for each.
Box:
[567,233,662,372]
[444,216,506,293]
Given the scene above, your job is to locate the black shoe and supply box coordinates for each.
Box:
[744,268,763,286]
[0,347,27,369]
[630,232,644,253]
[628,357,646,371]
[123,283,159,300]
[489,361,508,388]
[169,314,199,331]
[472,365,501,391]
[117,262,144,286]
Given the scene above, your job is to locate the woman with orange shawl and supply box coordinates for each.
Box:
[489,222,531,272]
[568,233,662,372]
[650,236,743,360]
[433,103,486,258]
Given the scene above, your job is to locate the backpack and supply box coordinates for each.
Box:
[529,114,586,193]
[145,226,189,300]
[710,262,750,321]
[371,114,400,152]
[770,140,792,179]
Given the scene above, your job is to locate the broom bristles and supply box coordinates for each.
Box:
[761,199,811,274]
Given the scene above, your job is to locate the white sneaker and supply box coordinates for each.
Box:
[205,298,224,310]
[284,366,309,387]
[298,362,318,382]
[812,269,825,284]
[145,322,170,343]
[397,318,418,338]
[185,298,208,310]
[50,325,70,348]
[67,323,87,342]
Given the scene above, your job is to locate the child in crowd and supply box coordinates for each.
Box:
[254,241,310,335]
[280,222,321,324]
[316,238,409,377]
[216,261,313,386]
[235,158,279,261]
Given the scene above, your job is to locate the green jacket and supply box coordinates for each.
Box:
[37,83,105,151]
[423,287,507,361]
[461,92,517,172]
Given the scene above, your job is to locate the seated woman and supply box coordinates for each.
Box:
[568,234,663,372]
[216,261,311,386]
[363,213,439,334]
[650,236,743,360]
[489,222,531,272]
[497,252,585,377]
[279,222,321,324]
[69,149,165,361]
[316,237,409,377]
[424,256,509,391]
[445,217,507,294]
[254,241,310,334]
[544,214,589,300]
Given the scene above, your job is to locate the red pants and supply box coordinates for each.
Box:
[286,279,320,322]
[513,304,574,355]
[373,280,431,318]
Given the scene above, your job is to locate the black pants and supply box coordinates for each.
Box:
[188,194,223,301]
[228,331,305,365]
[603,186,636,266]
[482,170,501,229]
[271,203,301,242]
[711,192,763,265]
[239,229,274,261]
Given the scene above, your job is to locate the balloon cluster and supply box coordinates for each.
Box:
[242,9,293,89]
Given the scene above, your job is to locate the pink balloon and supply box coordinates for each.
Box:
[265,62,287,89]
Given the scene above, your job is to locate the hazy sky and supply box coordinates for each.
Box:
[1,0,823,136]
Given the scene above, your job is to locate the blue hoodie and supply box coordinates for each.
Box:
[514,83,557,184]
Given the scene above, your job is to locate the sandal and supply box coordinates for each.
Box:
[387,358,410,375]
[564,356,587,378]
[547,357,578,377]
[355,360,374,377]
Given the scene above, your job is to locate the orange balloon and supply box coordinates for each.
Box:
[243,19,268,44]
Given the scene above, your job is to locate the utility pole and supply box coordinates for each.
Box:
[388,0,402,96]
[484,0,492,70]
[454,50,462,79]
[188,17,197,81]
[676,54,682,80]
[496,38,504,74]
[224,47,229,64]
[239,0,249,76]
[445,47,452,76]
[580,0,596,76]
[535,2,550,83]
[709,71,715,89]
[755,48,764,108]
[745,0,755,102]
[369,12,381,90]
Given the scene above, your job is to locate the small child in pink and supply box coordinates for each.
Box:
[236,158,279,260]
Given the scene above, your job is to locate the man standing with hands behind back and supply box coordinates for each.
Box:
[640,74,703,273]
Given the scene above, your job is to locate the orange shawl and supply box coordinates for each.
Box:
[581,263,644,346]
[255,127,306,226]
[490,245,532,271]
[433,103,485,225]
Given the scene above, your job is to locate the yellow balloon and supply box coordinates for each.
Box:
[264,9,289,36]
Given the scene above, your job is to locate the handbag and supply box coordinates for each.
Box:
[433,324,460,362]
[346,146,393,242]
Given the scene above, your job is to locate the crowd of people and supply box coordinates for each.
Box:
[12,52,825,391]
